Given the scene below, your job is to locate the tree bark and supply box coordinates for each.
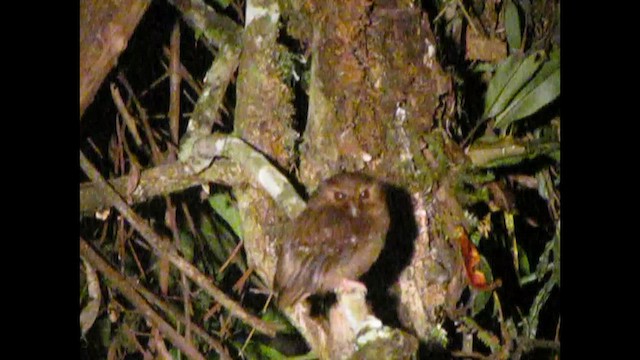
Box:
[80,0,151,118]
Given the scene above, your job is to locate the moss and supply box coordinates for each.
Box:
[234,15,298,171]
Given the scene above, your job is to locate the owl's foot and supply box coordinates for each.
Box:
[337,278,368,295]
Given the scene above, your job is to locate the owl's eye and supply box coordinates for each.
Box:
[334,191,346,201]
[359,188,370,200]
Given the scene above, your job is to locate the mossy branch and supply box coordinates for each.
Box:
[167,0,242,49]
[79,160,241,216]
[189,134,306,219]
[80,150,281,337]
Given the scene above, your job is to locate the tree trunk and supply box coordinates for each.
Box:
[80,0,480,358]
[230,0,470,358]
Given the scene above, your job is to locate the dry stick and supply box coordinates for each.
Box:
[167,21,194,345]
[80,237,206,360]
[162,46,203,95]
[153,328,174,359]
[218,239,244,274]
[451,350,491,359]
[125,232,147,280]
[79,150,280,337]
[110,83,144,146]
[116,72,163,162]
[165,197,193,343]
[241,292,275,356]
[169,21,182,149]
[122,323,154,359]
[129,274,231,360]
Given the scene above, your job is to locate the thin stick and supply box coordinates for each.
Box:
[129,274,231,359]
[166,197,193,344]
[80,150,280,337]
[169,21,182,147]
[218,239,244,274]
[110,83,144,146]
[80,237,206,360]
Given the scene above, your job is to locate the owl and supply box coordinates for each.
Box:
[274,172,390,308]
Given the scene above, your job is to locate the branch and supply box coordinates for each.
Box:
[80,150,282,337]
[80,160,240,215]
[80,237,206,360]
[190,134,306,219]
[167,0,242,50]
[80,0,152,118]
[127,273,231,359]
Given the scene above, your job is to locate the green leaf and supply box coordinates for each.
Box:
[258,343,288,359]
[213,0,231,7]
[553,221,560,287]
[209,192,244,240]
[468,135,559,168]
[471,255,495,316]
[505,0,522,51]
[517,243,531,277]
[180,232,195,262]
[80,259,102,336]
[495,50,560,129]
[527,276,557,338]
[235,341,289,360]
[98,317,112,348]
[262,309,298,335]
[484,55,521,117]
[483,51,544,120]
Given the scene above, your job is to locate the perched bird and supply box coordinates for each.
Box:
[274,172,390,308]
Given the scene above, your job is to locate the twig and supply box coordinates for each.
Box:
[455,0,483,36]
[218,239,244,274]
[162,47,203,95]
[110,83,144,146]
[80,151,281,337]
[80,237,206,360]
[153,327,173,360]
[166,197,193,343]
[169,21,182,149]
[240,292,274,356]
[122,323,154,360]
[128,274,231,359]
[513,337,560,359]
[116,73,163,163]
[125,232,146,279]
[451,350,491,359]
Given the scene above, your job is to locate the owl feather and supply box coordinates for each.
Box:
[274,172,390,308]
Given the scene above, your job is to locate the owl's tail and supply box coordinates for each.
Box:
[274,253,328,308]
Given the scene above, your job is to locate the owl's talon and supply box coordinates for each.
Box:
[337,278,368,295]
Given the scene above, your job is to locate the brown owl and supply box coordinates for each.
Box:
[274,172,390,308]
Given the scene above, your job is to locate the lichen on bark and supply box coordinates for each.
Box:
[232,0,299,287]
[279,0,464,350]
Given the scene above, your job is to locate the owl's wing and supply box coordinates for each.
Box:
[274,206,366,307]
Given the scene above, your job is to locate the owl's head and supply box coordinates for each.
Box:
[309,172,386,217]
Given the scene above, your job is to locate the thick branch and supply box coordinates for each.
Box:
[80,0,151,118]
[167,0,242,49]
[80,160,240,216]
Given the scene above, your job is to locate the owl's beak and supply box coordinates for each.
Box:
[349,202,359,217]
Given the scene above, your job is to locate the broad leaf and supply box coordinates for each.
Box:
[484,51,544,119]
[505,0,522,51]
[209,192,244,240]
[495,49,560,129]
